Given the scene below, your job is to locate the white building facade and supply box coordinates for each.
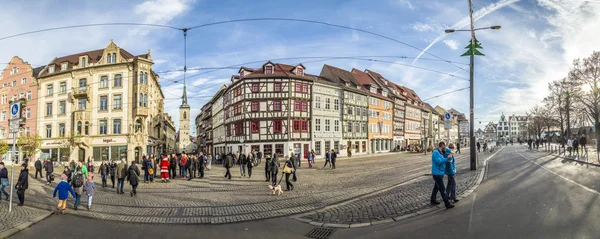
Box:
[311,77,343,158]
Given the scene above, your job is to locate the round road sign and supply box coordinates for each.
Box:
[11,103,19,116]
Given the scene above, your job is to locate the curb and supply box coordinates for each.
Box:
[292,146,503,229]
[523,145,600,167]
[0,210,52,239]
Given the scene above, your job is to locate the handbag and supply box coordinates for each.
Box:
[283,165,293,174]
[50,174,55,182]
[148,168,154,175]
[1,178,8,186]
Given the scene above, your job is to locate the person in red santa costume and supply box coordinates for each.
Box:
[160,155,170,183]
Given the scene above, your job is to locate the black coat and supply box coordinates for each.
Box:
[109,163,117,176]
[127,164,141,186]
[224,154,233,168]
[45,161,54,173]
[17,169,29,190]
[35,160,42,170]
[99,164,109,176]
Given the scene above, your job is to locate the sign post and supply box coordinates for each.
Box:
[444,112,452,144]
[8,102,21,212]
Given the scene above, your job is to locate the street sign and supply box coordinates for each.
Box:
[9,119,22,133]
[459,120,470,137]
[10,102,20,118]
[239,139,245,143]
[444,112,452,130]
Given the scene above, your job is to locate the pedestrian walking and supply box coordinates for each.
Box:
[239,153,247,177]
[45,159,54,185]
[307,151,313,168]
[445,144,459,203]
[297,152,302,168]
[85,175,96,210]
[573,136,579,158]
[34,158,43,179]
[15,163,28,206]
[169,154,177,179]
[430,142,454,209]
[476,142,481,153]
[567,136,574,157]
[270,155,279,186]
[99,160,109,187]
[324,150,331,169]
[69,160,76,172]
[283,156,295,191]
[456,143,461,154]
[256,151,262,165]
[206,154,212,171]
[127,161,141,197]
[62,166,72,184]
[87,160,94,175]
[246,152,254,178]
[290,154,298,181]
[53,174,76,215]
[224,153,233,180]
[116,159,127,194]
[81,161,89,179]
[182,154,189,178]
[199,154,205,179]
[186,155,194,180]
[71,167,85,210]
[0,162,9,200]
[160,155,170,183]
[109,160,117,188]
[347,146,352,158]
[331,150,337,170]
[580,134,588,156]
[264,156,271,182]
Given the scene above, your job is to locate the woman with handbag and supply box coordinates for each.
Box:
[283,157,295,191]
[16,163,29,206]
[0,162,9,200]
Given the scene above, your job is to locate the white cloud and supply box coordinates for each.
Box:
[134,0,190,24]
[397,0,415,10]
[443,39,459,50]
[411,22,435,32]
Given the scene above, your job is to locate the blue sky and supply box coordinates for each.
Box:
[1,0,599,135]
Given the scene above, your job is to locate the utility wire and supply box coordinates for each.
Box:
[421,87,470,102]
[0,23,181,41]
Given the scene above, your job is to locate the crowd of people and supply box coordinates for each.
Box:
[1,148,346,213]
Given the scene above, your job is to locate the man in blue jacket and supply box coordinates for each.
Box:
[431,142,455,209]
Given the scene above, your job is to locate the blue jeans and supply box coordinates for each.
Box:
[181,166,187,177]
[117,178,125,193]
[87,195,93,207]
[446,174,456,200]
[431,175,450,207]
[74,194,82,208]
[144,170,150,182]
[1,183,9,199]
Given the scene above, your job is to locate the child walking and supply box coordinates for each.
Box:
[53,174,76,215]
[85,175,96,210]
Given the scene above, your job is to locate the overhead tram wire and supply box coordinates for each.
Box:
[186,18,468,72]
[0,23,182,41]
[421,86,470,102]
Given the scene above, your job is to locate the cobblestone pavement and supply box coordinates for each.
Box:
[0,202,50,236]
[3,151,482,224]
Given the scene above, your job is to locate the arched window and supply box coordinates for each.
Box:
[84,122,89,135]
[139,93,143,106]
[81,58,86,68]
[114,74,122,87]
[184,112,187,119]
[144,72,148,84]
[77,121,82,135]
[136,119,142,132]
[139,71,143,84]
[112,53,116,63]
[143,94,148,107]
[107,54,111,64]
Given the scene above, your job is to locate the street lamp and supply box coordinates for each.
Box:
[445,0,501,170]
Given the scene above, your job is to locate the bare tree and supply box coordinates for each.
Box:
[570,51,600,162]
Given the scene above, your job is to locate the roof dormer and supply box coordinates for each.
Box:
[61,62,68,71]
[262,61,275,74]
[370,86,377,93]
[293,64,305,76]
[80,56,88,68]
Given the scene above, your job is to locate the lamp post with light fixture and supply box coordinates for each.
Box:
[445,0,501,170]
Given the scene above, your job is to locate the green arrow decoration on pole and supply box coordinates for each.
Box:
[461,38,485,56]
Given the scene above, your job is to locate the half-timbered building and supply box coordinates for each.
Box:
[223,62,313,158]
[320,65,369,155]
[311,76,343,158]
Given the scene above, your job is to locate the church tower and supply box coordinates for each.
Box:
[178,77,191,153]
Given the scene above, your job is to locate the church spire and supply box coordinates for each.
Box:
[181,75,189,108]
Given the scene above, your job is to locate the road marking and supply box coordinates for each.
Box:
[468,192,477,234]
[515,148,600,197]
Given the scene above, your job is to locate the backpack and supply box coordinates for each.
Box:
[573,139,578,146]
[73,174,84,188]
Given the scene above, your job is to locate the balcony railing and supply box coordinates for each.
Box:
[72,86,90,97]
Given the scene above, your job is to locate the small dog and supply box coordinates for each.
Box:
[268,185,283,195]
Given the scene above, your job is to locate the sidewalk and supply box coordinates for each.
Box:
[526,143,600,167]
[0,204,51,238]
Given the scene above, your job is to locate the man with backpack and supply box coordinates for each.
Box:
[71,167,85,210]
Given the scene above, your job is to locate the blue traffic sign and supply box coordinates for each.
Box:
[444,112,451,120]
[10,103,19,116]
